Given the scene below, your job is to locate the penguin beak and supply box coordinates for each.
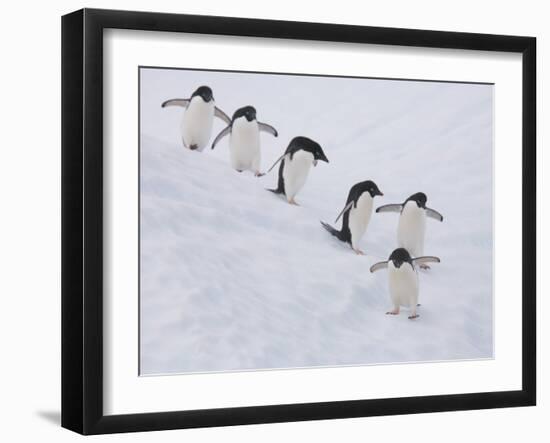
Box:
[377,190,384,196]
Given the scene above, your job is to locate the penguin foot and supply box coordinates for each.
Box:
[255,171,265,177]
[408,314,420,320]
[189,144,199,151]
[352,248,365,255]
[288,198,299,206]
[386,309,399,315]
[419,264,431,270]
[236,170,243,173]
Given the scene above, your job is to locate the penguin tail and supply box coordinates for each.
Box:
[267,187,284,195]
[320,221,346,241]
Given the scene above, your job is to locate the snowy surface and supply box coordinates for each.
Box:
[139,67,493,375]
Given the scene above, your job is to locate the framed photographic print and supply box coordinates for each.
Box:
[61,8,536,435]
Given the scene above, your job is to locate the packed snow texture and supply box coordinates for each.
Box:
[139,67,493,375]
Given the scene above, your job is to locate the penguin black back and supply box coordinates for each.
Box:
[269,160,286,195]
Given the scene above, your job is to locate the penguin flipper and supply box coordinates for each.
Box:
[214,107,231,124]
[161,98,190,108]
[426,207,444,222]
[370,261,389,273]
[334,201,354,223]
[258,122,278,137]
[413,256,441,266]
[376,204,403,214]
[267,153,286,173]
[211,126,231,149]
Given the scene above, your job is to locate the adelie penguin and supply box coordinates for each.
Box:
[211,106,278,176]
[321,180,383,255]
[267,136,329,205]
[376,192,444,269]
[370,248,440,319]
[161,86,231,151]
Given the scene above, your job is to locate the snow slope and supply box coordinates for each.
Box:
[139,68,493,375]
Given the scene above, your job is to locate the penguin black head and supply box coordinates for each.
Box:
[313,145,329,164]
[361,180,383,198]
[192,86,214,103]
[389,248,413,268]
[405,192,427,209]
[289,136,329,164]
[233,106,257,122]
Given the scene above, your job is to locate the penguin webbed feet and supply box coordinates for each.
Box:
[288,198,299,206]
[386,307,400,315]
[408,314,420,320]
[352,247,365,255]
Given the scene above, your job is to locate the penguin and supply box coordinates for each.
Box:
[320,181,383,255]
[267,136,329,205]
[376,192,443,269]
[161,86,231,151]
[370,248,440,319]
[211,106,278,176]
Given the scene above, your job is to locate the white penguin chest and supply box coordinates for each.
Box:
[388,262,419,307]
[398,203,426,257]
[283,151,314,199]
[230,118,260,169]
[348,193,374,245]
[181,99,214,150]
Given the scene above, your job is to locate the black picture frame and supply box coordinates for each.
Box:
[61,8,536,435]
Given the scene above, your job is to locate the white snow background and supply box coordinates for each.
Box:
[139,67,493,375]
